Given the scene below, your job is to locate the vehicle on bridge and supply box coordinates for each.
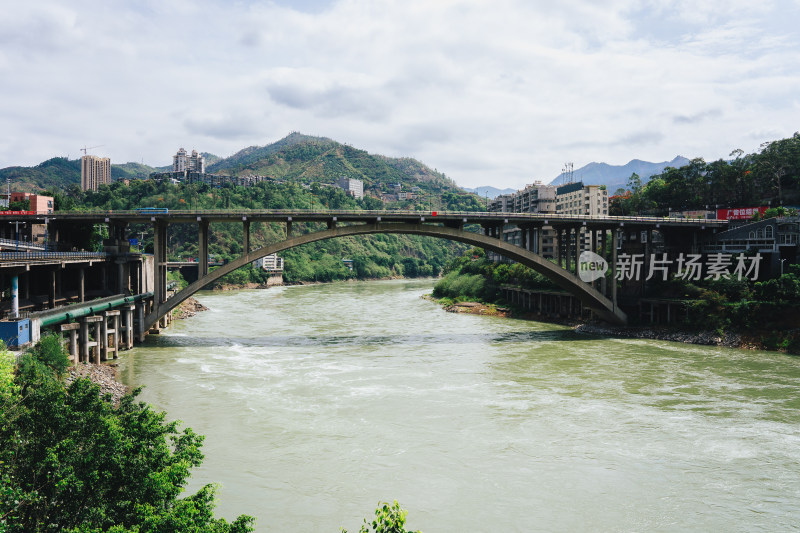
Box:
[135,207,169,214]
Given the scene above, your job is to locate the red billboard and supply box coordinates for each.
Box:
[716,206,768,220]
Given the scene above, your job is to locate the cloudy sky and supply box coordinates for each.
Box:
[2,0,799,189]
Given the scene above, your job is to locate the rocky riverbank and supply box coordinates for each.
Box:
[65,363,130,405]
[175,297,209,319]
[442,301,511,317]
[425,295,772,351]
[573,323,751,349]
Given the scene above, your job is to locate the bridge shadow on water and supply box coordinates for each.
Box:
[144,329,589,349]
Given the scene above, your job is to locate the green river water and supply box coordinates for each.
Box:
[117,279,800,532]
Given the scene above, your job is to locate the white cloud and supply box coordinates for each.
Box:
[0,0,798,189]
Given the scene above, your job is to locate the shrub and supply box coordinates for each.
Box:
[342,501,420,533]
[26,334,70,376]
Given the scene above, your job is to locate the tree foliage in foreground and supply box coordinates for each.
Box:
[0,339,254,533]
[342,501,421,533]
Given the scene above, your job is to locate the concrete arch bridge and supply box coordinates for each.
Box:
[37,209,727,334]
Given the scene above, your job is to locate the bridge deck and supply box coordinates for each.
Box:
[10,209,728,229]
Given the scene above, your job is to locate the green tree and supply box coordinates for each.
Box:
[342,501,420,533]
[0,346,255,533]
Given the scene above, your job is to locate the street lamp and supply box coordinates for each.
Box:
[780,258,787,276]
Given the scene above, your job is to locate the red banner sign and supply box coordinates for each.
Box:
[716,206,768,220]
[0,211,36,216]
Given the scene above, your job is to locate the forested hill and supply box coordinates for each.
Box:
[208,132,461,196]
[2,132,463,198]
[0,157,161,192]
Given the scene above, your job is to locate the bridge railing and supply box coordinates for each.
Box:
[0,251,108,261]
[0,237,48,250]
[40,208,728,225]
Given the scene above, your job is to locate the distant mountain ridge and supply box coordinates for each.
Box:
[463,186,517,199]
[467,156,691,197]
[549,156,691,192]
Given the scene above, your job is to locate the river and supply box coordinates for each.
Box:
[117,279,800,532]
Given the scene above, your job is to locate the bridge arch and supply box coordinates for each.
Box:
[146,222,626,330]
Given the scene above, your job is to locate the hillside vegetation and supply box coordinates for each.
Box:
[612,133,800,214]
[209,132,462,199]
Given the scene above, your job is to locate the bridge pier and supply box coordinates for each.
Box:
[60,322,80,365]
[101,310,120,361]
[79,315,102,364]
[243,218,250,254]
[119,304,136,349]
[198,219,209,278]
[153,221,168,307]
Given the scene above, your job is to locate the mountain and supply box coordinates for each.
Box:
[207,132,462,195]
[0,133,463,197]
[549,156,691,192]
[463,186,516,199]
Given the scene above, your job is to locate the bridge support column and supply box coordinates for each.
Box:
[537,227,544,255]
[573,226,580,275]
[154,221,168,305]
[79,315,102,365]
[601,229,608,296]
[286,219,293,238]
[243,218,250,254]
[611,230,618,310]
[78,267,85,303]
[103,310,120,361]
[48,269,56,309]
[121,304,135,349]
[198,219,209,279]
[136,301,146,343]
[117,262,125,295]
[60,322,79,365]
[564,228,572,273]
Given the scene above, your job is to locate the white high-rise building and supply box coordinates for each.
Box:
[173,148,205,174]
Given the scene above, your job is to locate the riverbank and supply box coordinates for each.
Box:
[65,363,130,405]
[425,294,792,352]
[62,297,211,404]
[174,296,209,319]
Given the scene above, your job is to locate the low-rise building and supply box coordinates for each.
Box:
[704,216,799,271]
[337,177,364,199]
[9,192,53,214]
[252,254,284,272]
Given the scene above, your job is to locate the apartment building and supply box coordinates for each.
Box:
[487,181,608,258]
[81,155,111,191]
[488,181,556,213]
[173,148,205,173]
[555,182,608,216]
